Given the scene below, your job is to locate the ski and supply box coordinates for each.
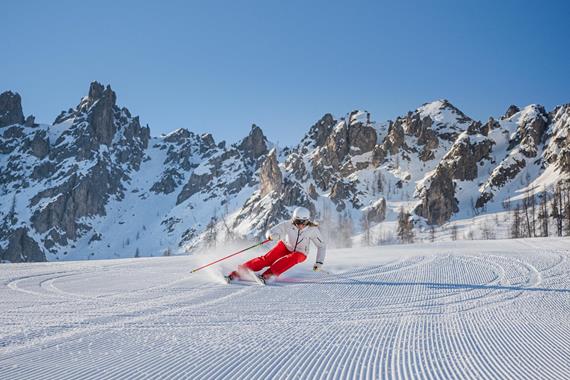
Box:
[224,278,265,285]
[244,269,265,285]
[224,267,266,285]
[252,273,267,286]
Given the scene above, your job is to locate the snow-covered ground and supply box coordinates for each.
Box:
[1,238,569,379]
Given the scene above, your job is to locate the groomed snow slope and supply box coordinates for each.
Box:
[1,239,569,379]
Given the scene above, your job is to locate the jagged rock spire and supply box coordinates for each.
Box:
[238,124,268,160]
[87,82,118,146]
[88,81,105,99]
[259,148,282,197]
[0,91,25,127]
[303,113,336,149]
[502,105,520,120]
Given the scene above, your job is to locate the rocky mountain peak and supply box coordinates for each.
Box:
[502,105,520,120]
[299,113,336,151]
[163,128,192,143]
[419,99,472,125]
[438,99,467,115]
[238,124,268,160]
[328,111,377,157]
[420,99,450,112]
[199,133,219,153]
[0,90,25,127]
[2,89,569,260]
[71,82,116,118]
[86,81,115,103]
[347,110,371,126]
[87,85,118,147]
[88,81,105,99]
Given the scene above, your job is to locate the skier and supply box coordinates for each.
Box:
[226,207,326,284]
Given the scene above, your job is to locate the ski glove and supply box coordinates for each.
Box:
[313,262,323,271]
[265,231,273,240]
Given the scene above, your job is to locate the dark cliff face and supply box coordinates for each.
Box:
[299,113,336,152]
[502,105,520,120]
[238,124,268,161]
[87,82,117,146]
[414,127,495,225]
[0,91,25,128]
[259,149,282,197]
[1,228,45,263]
[544,104,570,173]
[414,166,458,225]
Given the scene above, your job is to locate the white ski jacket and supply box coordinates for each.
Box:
[267,221,327,264]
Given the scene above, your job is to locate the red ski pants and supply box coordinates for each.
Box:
[241,241,306,277]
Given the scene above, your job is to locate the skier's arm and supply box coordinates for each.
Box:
[311,228,326,268]
[266,221,287,241]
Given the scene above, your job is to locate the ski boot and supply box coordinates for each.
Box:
[255,273,267,285]
[224,272,238,284]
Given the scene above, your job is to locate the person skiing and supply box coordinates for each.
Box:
[226,206,326,284]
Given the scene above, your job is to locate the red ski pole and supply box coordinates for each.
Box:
[190,239,272,273]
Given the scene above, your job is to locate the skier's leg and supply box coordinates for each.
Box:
[264,252,307,278]
[242,240,290,270]
[230,241,290,278]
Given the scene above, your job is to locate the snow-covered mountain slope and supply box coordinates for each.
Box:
[413,104,570,224]
[1,238,569,379]
[231,101,476,245]
[1,83,151,262]
[0,83,272,262]
[1,83,569,262]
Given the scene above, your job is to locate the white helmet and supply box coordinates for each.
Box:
[292,206,311,223]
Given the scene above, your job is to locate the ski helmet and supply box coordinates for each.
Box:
[292,207,311,223]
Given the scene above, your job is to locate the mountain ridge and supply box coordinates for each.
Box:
[1,81,569,262]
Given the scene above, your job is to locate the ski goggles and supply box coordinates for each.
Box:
[293,218,309,226]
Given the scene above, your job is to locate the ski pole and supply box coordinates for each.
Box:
[189,239,272,273]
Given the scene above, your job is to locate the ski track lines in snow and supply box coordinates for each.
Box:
[1,240,570,380]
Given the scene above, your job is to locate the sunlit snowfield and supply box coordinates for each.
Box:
[1,238,569,379]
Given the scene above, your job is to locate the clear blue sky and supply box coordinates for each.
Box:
[2,0,569,145]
